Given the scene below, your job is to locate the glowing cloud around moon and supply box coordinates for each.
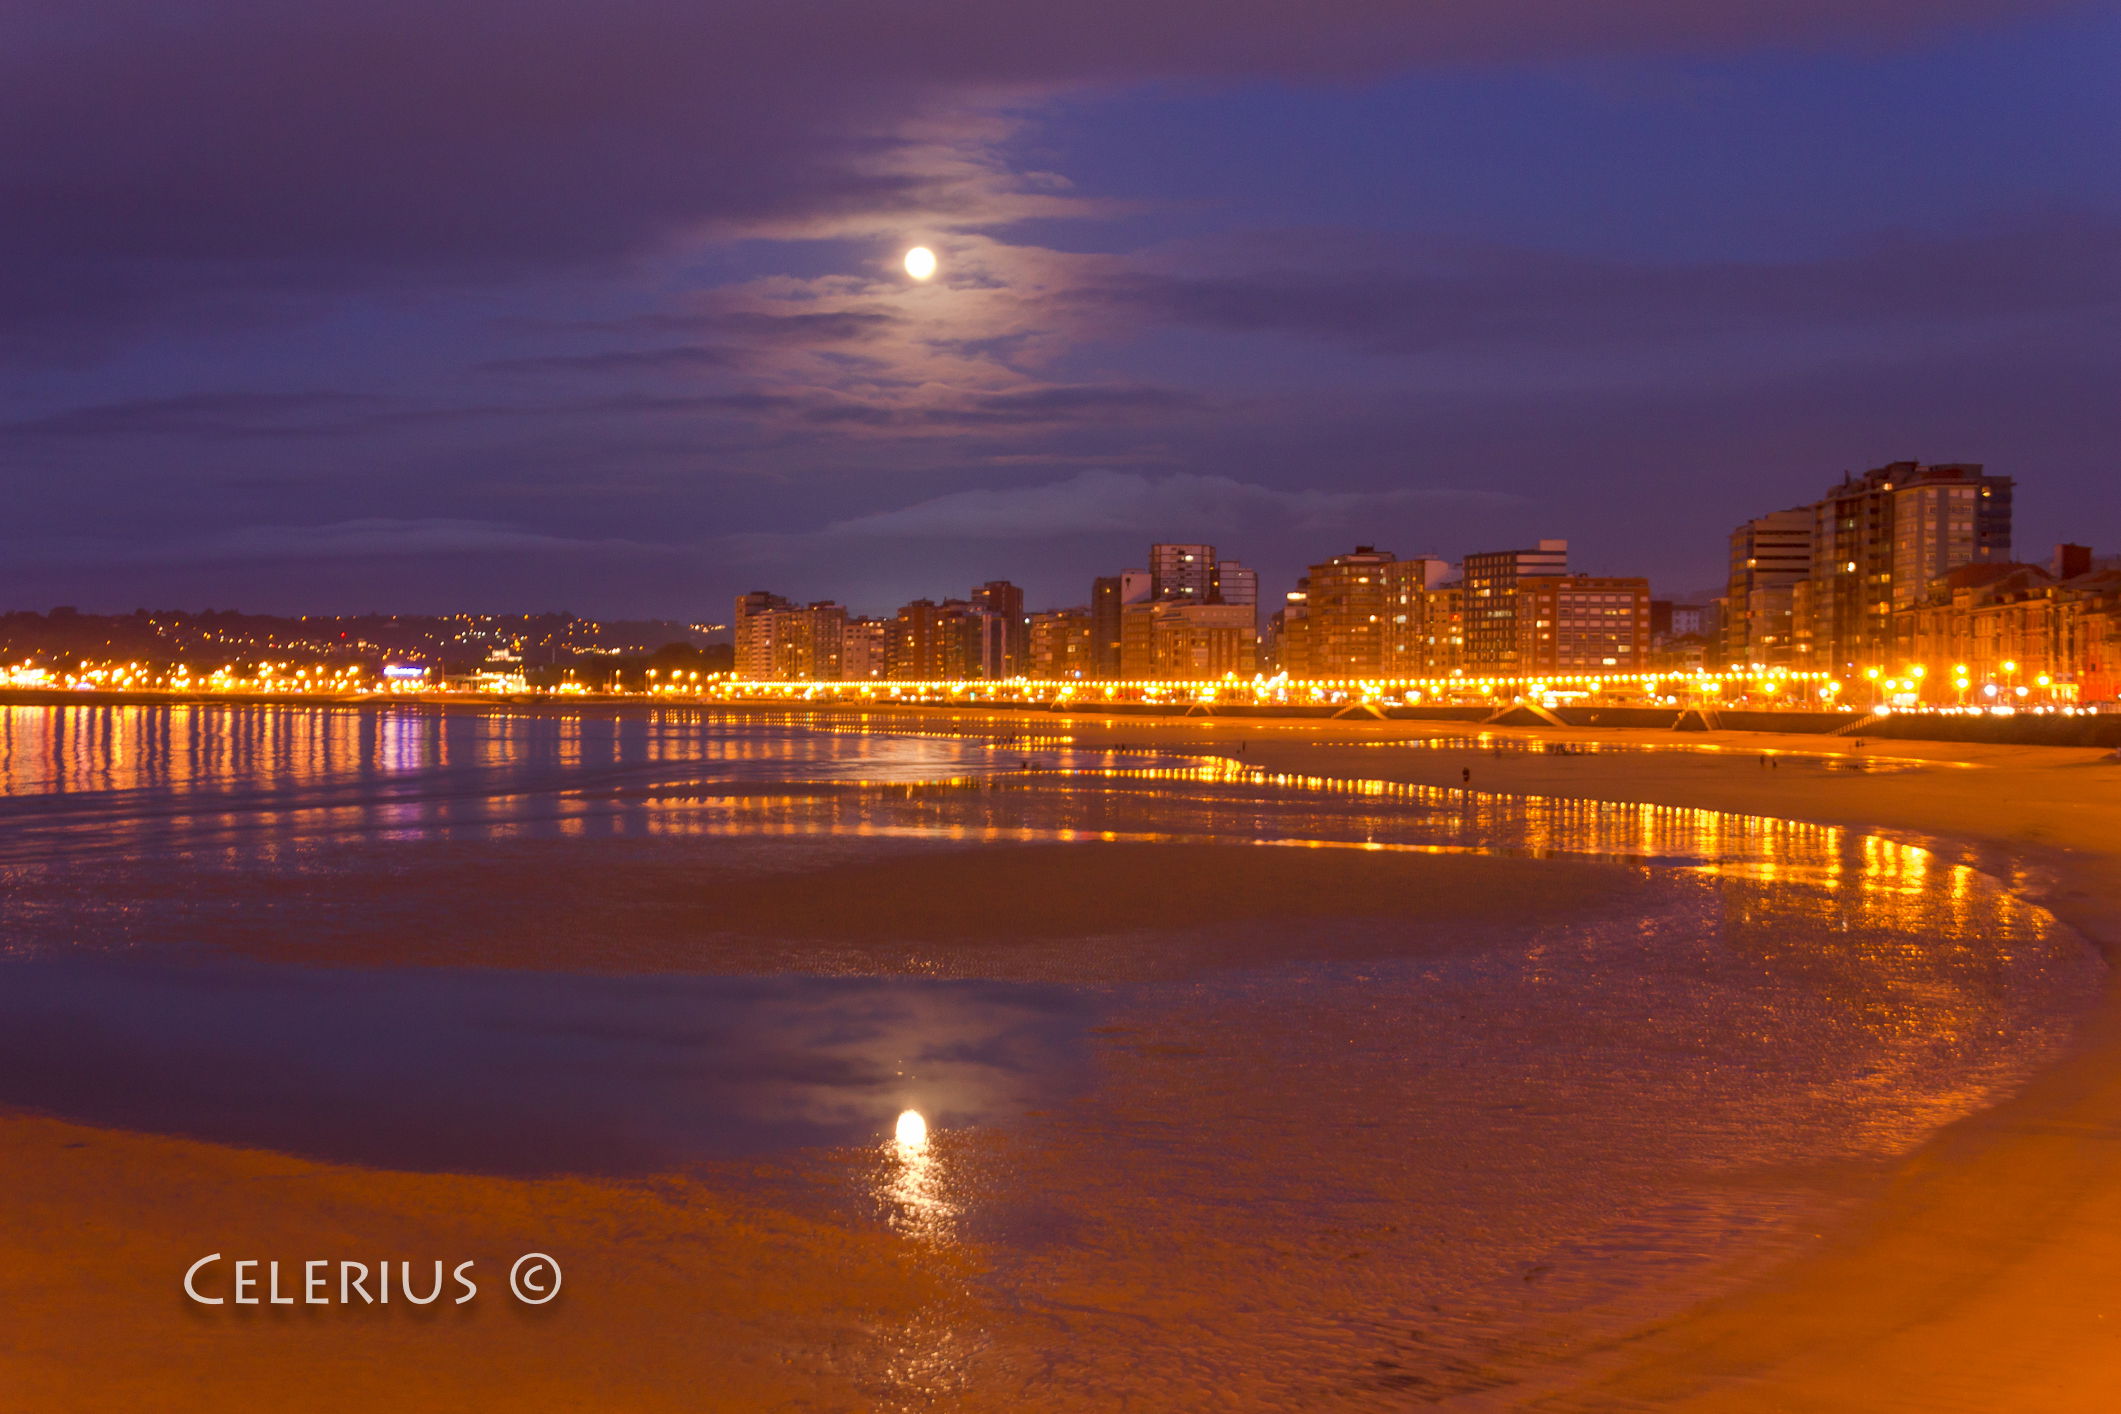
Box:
[903,246,937,281]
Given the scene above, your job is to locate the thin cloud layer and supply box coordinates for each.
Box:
[3,1,2112,614]
[0,0,2074,352]
[20,519,665,569]
[815,470,1520,540]
[1086,221,2121,360]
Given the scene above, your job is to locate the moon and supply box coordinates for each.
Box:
[895,1109,929,1147]
[903,246,937,281]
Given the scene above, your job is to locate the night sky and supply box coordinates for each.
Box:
[6,0,2117,619]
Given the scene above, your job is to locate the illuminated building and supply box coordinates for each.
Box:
[1268,582,1309,677]
[733,594,847,680]
[1289,546,1397,677]
[1027,609,1096,678]
[888,599,1003,680]
[1893,549,2121,702]
[1102,548,1250,675]
[971,580,1028,676]
[1514,576,1652,673]
[840,617,888,680]
[1382,558,1461,677]
[1216,561,1259,625]
[733,592,794,679]
[1119,600,1159,678]
[1150,543,1218,602]
[1462,540,1568,673]
[1650,601,1715,672]
[1148,602,1258,678]
[1725,507,1812,666]
[1802,461,2013,674]
[1091,571,1150,676]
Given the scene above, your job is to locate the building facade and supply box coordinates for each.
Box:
[1215,561,1259,622]
[1090,570,1151,676]
[1148,602,1258,679]
[1891,556,2121,704]
[1724,507,1813,667]
[971,580,1028,677]
[1513,576,1651,674]
[1382,558,1461,678]
[1289,546,1397,678]
[1149,544,1218,603]
[887,599,1001,680]
[1461,540,1568,675]
[732,593,847,680]
[1801,461,2013,674]
[1027,609,1097,678]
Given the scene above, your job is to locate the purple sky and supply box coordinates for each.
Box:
[4,0,2116,617]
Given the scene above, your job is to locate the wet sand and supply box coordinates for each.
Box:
[162,839,1665,978]
[5,704,2118,1410]
[871,707,2121,1411]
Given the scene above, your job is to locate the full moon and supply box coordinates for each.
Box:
[895,1109,929,1147]
[903,246,937,281]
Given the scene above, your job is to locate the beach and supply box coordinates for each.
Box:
[2,703,2116,1410]
[933,708,2121,1411]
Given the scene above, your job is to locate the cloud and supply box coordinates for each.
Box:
[812,470,1519,539]
[1079,219,2121,364]
[479,346,736,374]
[604,310,907,344]
[22,519,671,568]
[0,391,386,440]
[0,0,2070,356]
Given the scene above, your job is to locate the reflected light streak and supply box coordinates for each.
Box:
[884,1107,954,1245]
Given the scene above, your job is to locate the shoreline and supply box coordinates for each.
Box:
[842,703,2121,1409]
[5,696,2119,1407]
[5,685,2117,753]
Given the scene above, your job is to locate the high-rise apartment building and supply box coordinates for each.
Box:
[1294,546,1398,678]
[1150,544,1218,603]
[971,580,1028,676]
[732,591,794,679]
[887,599,998,680]
[1802,462,2012,672]
[840,617,888,680]
[1269,583,1310,677]
[1215,560,1259,623]
[1118,600,1159,678]
[1027,609,1096,678]
[1725,507,1813,667]
[1514,576,1651,674]
[732,593,847,679]
[1091,570,1152,676]
[1148,602,1259,679]
[1461,540,1568,674]
[1382,557,1459,678]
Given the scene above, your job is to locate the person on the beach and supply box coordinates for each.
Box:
[1461,767,1471,785]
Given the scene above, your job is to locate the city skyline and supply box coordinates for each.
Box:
[10,453,2115,698]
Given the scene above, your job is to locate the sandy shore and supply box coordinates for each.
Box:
[849,705,2121,1411]
[6,702,2119,1409]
